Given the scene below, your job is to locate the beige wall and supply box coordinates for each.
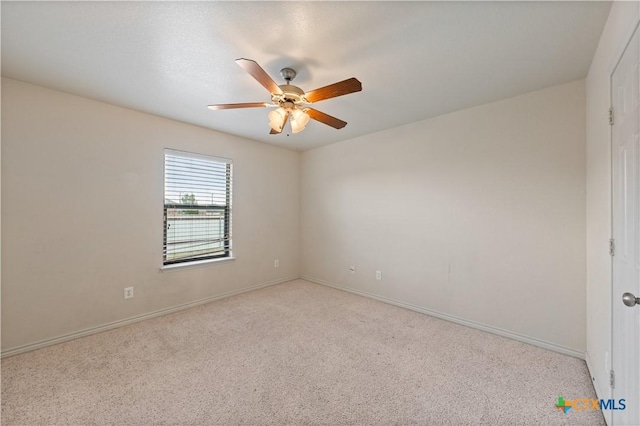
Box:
[1,72,594,359]
[301,80,587,355]
[1,78,300,352]
[585,0,639,411]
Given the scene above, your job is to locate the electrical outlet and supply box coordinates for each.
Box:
[274,259,279,268]
[376,271,382,280]
[349,266,356,274]
[124,287,134,299]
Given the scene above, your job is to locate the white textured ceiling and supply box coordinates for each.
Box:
[2,1,611,150]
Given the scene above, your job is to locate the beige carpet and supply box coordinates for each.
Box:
[2,279,603,425]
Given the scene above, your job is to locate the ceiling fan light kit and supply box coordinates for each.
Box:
[268,108,285,132]
[290,108,311,133]
[208,58,362,136]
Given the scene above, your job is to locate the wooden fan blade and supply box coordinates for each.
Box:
[270,111,290,134]
[236,58,283,95]
[304,78,362,103]
[208,102,270,110]
[306,108,347,129]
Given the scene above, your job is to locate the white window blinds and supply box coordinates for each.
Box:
[163,149,232,265]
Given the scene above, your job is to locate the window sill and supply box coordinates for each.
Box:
[160,257,235,272]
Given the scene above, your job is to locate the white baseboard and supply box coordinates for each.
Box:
[585,351,612,426]
[1,276,298,359]
[302,275,585,360]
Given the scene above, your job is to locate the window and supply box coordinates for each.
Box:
[163,149,232,265]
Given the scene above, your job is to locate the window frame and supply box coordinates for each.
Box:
[162,149,233,266]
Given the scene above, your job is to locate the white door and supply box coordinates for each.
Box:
[612,22,640,426]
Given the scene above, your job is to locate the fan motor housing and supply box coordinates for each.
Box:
[272,84,306,107]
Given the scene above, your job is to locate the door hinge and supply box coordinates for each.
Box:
[609,107,614,125]
[610,370,615,388]
[609,238,615,256]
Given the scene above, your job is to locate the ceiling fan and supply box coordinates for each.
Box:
[208,58,362,135]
